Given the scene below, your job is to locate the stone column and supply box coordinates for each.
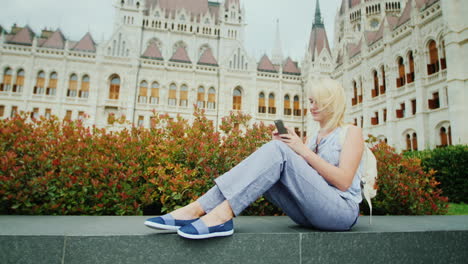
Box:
[441,0,468,145]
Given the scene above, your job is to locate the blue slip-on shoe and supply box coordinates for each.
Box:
[177,218,234,239]
[144,214,198,231]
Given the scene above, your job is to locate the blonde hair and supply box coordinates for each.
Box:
[309,77,346,131]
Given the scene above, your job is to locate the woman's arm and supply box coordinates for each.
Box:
[278,126,364,192]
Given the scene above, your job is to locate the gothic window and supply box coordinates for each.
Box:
[208,87,216,109]
[138,81,148,104]
[179,84,188,107]
[14,69,25,93]
[427,40,439,75]
[372,70,379,97]
[412,133,418,150]
[233,88,242,110]
[47,72,58,96]
[268,93,276,114]
[68,74,78,97]
[258,92,266,113]
[150,82,159,104]
[405,132,418,151]
[440,40,447,70]
[293,95,301,116]
[197,86,205,108]
[352,80,358,105]
[406,134,411,151]
[408,51,415,83]
[80,75,90,98]
[34,71,46,94]
[284,94,291,115]
[396,57,406,88]
[168,83,177,106]
[1,67,12,92]
[380,65,386,94]
[109,75,121,100]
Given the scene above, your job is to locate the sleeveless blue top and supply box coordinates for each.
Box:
[307,126,363,204]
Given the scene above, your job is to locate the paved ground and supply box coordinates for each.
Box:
[1,215,467,236]
[1,215,467,264]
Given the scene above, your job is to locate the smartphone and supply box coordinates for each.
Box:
[274,120,288,134]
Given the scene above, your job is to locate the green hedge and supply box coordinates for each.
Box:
[404,145,468,203]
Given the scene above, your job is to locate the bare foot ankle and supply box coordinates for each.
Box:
[170,202,205,220]
[200,213,232,227]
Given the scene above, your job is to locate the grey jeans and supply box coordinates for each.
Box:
[197,140,359,231]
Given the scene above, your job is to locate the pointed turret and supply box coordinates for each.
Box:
[170,46,191,63]
[198,48,218,66]
[283,57,301,75]
[42,29,66,49]
[257,54,277,73]
[142,42,163,60]
[72,32,96,52]
[308,0,331,61]
[271,19,284,65]
[7,25,35,46]
[314,0,323,26]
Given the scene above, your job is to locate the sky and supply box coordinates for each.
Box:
[0,0,341,61]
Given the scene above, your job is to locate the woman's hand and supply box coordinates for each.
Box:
[277,127,309,157]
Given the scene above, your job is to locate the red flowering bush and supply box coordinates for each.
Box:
[370,141,449,215]
[0,109,448,216]
[0,109,280,216]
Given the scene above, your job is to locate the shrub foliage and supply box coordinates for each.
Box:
[371,142,448,215]
[404,145,468,203]
[0,109,280,215]
[0,110,448,216]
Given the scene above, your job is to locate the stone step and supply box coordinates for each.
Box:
[0,215,467,264]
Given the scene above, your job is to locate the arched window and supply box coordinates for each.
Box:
[440,40,447,70]
[180,84,188,107]
[408,51,415,83]
[168,83,177,105]
[293,95,301,116]
[440,127,448,147]
[207,87,216,109]
[352,81,358,105]
[380,65,386,94]
[1,67,12,92]
[284,94,291,115]
[412,132,418,151]
[197,86,205,108]
[68,74,78,97]
[372,70,379,97]
[14,69,25,93]
[268,93,276,114]
[109,75,121,100]
[427,40,439,75]
[46,72,58,96]
[34,71,46,94]
[258,92,266,113]
[80,75,90,98]
[233,88,242,110]
[396,57,405,87]
[150,82,159,104]
[448,126,452,145]
[406,134,412,151]
[138,81,148,103]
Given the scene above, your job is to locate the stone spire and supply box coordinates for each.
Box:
[271,19,283,65]
[308,0,331,61]
[314,0,323,27]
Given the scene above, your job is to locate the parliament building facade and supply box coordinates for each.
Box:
[0,0,466,151]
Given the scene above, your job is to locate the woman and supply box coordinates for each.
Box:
[144,78,364,239]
